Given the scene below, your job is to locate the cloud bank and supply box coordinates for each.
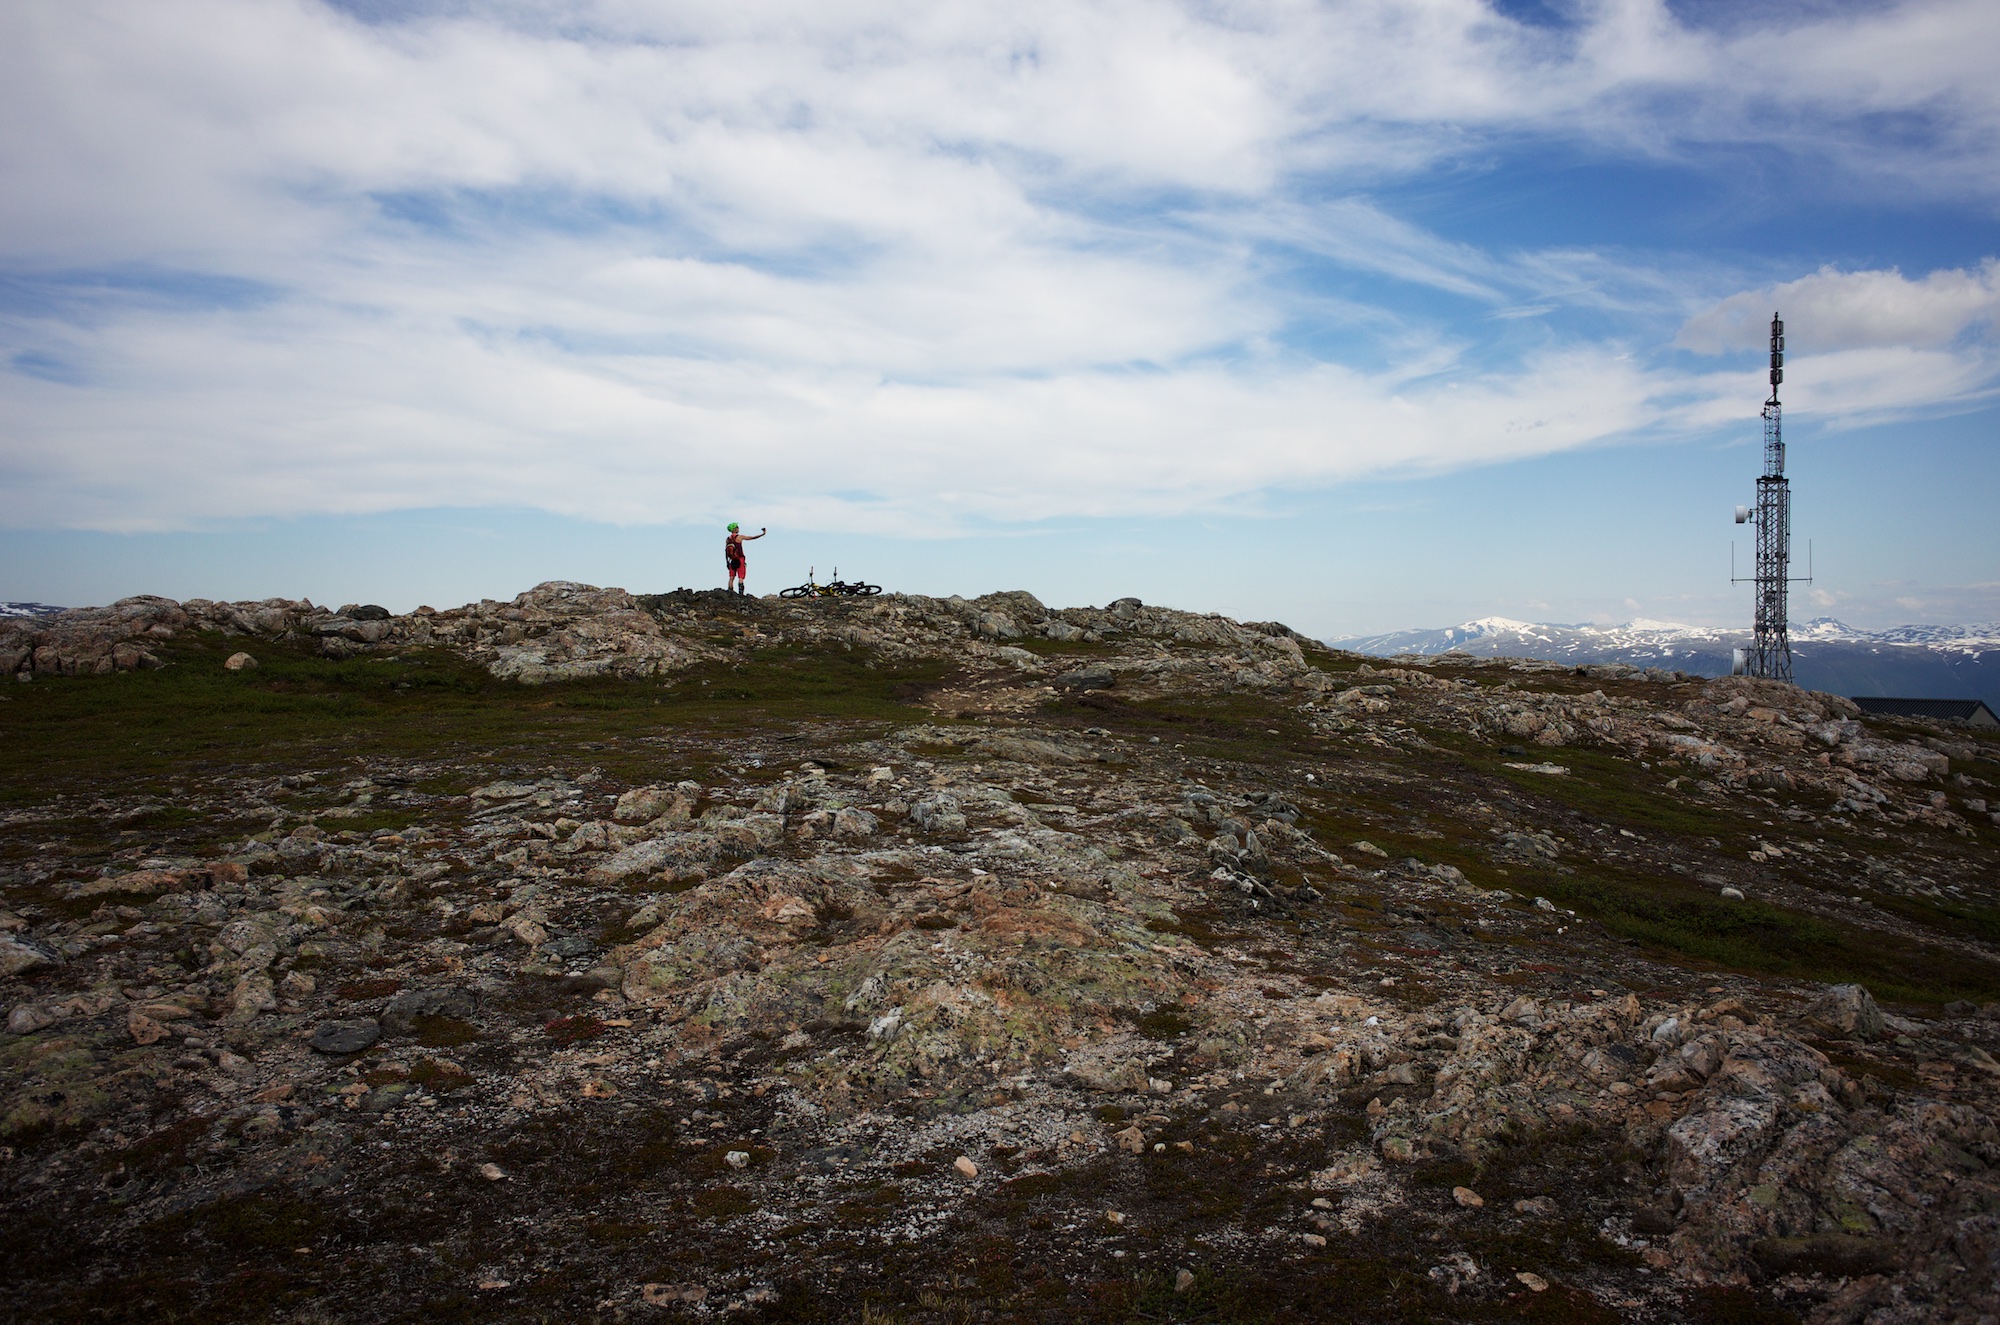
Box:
[1679,261,2000,353]
[2,0,1997,532]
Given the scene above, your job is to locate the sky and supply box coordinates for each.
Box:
[2,0,1996,638]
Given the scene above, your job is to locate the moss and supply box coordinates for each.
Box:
[692,1184,755,1221]
[0,628,946,802]
[149,1192,334,1254]
[408,1057,474,1091]
[0,1039,115,1142]
[105,1114,212,1177]
[1131,1007,1195,1039]
[410,1014,481,1048]
[1863,889,2000,947]
[543,1014,605,1046]
[1533,869,2000,1003]
[1689,1286,1805,1324]
[1816,1047,1922,1092]
[582,1219,655,1245]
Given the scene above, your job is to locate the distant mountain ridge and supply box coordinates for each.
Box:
[0,602,64,619]
[1330,616,2000,708]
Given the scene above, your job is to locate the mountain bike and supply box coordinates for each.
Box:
[779,568,882,599]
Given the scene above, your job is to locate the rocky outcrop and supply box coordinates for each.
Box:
[4,582,1999,1321]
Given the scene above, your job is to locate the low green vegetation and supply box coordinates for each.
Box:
[1533,868,2000,1005]
[0,629,950,801]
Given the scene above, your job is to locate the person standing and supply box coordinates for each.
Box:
[725,522,766,594]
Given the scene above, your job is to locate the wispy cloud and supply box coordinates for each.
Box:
[1,0,1996,533]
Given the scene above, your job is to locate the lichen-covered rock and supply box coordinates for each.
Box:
[0,934,55,978]
[617,856,1211,1096]
[1804,983,1886,1040]
[588,831,728,884]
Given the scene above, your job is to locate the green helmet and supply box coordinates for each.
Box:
[727,522,740,532]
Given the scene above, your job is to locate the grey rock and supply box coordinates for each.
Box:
[832,807,879,838]
[912,794,968,833]
[309,1018,382,1054]
[226,971,277,1019]
[992,646,1041,671]
[1804,983,1885,1040]
[380,987,476,1034]
[973,736,1080,766]
[614,784,688,824]
[0,933,56,978]
[1053,666,1114,690]
[1666,1093,1781,1189]
[7,1003,58,1034]
[1580,1044,1638,1080]
[589,831,724,883]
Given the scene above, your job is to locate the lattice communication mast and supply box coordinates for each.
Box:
[1733,313,1799,680]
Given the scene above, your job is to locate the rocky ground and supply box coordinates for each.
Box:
[4,582,2000,1324]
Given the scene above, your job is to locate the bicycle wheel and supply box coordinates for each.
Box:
[779,584,812,599]
[850,583,882,597]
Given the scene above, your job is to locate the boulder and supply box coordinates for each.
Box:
[911,794,968,833]
[1804,983,1886,1040]
[226,972,277,1019]
[380,986,477,1034]
[0,933,55,978]
[832,807,879,838]
[8,1003,58,1034]
[588,831,725,884]
[66,868,191,899]
[614,785,680,823]
[309,1018,382,1054]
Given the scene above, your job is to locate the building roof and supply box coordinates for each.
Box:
[1851,697,1999,727]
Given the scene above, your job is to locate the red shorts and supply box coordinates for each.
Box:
[726,558,745,577]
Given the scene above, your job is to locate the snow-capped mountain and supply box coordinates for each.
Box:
[1329,617,2000,707]
[0,602,64,619]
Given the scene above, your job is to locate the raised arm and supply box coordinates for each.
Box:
[746,527,768,540]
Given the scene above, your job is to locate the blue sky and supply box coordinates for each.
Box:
[2,1,1996,637]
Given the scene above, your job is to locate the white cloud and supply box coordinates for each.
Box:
[1,0,1997,533]
[1678,261,2000,354]
[0,289,1676,531]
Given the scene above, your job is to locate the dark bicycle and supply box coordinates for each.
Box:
[779,567,882,599]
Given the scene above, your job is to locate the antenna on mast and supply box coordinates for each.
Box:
[1730,313,1809,679]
